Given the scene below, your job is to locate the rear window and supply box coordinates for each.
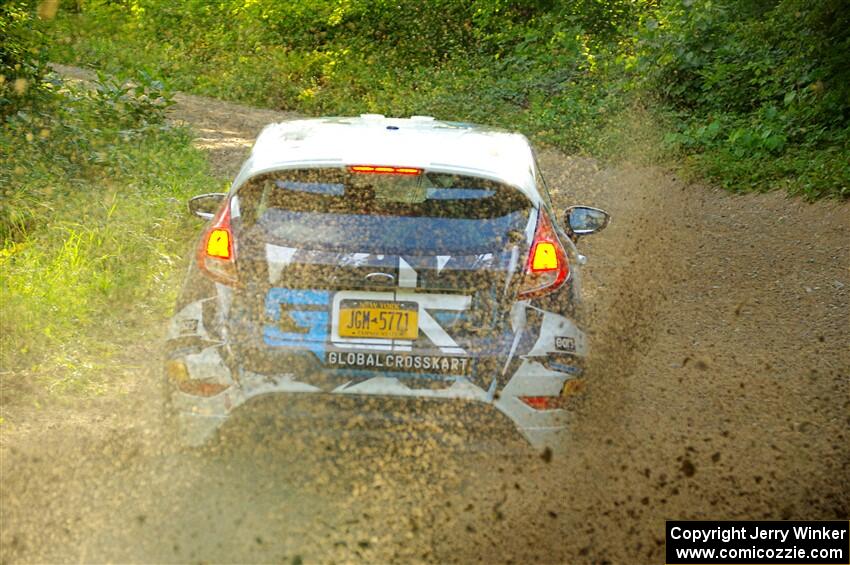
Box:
[235,168,532,254]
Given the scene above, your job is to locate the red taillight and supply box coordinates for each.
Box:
[349,165,422,175]
[197,198,239,286]
[518,210,569,299]
[519,396,562,410]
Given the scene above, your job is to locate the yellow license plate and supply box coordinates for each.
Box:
[338,300,419,340]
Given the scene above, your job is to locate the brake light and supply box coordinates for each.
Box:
[349,165,422,175]
[197,198,239,286]
[206,228,231,259]
[530,242,559,271]
[518,210,569,299]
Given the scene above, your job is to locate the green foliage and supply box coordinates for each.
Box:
[1,70,177,241]
[635,0,849,198]
[45,0,624,150]
[0,69,214,385]
[45,0,846,199]
[0,1,52,117]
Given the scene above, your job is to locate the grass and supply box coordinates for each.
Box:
[0,72,217,398]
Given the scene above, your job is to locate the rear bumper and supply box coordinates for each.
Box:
[165,346,576,451]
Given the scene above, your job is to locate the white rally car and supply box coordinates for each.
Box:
[163,115,609,451]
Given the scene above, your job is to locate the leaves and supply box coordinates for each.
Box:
[36,0,850,201]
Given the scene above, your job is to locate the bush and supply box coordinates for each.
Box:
[0,1,52,118]
[0,67,214,388]
[44,0,623,147]
[45,0,847,198]
[25,0,849,203]
[634,0,849,198]
[1,69,176,241]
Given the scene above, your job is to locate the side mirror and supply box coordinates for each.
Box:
[188,193,226,220]
[564,205,610,236]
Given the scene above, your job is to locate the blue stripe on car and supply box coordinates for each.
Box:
[263,288,330,355]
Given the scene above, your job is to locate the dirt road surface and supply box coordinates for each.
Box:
[1,65,848,564]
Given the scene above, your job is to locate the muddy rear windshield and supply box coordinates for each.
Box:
[235,168,532,254]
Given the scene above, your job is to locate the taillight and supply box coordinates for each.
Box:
[206,228,231,259]
[197,198,239,286]
[349,165,422,175]
[519,396,562,410]
[517,209,569,299]
[165,359,229,397]
[177,380,230,397]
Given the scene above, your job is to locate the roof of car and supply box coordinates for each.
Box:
[231,115,541,203]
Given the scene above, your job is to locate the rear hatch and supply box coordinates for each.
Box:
[227,167,534,385]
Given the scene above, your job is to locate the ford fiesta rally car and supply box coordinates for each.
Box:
[163,115,609,451]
